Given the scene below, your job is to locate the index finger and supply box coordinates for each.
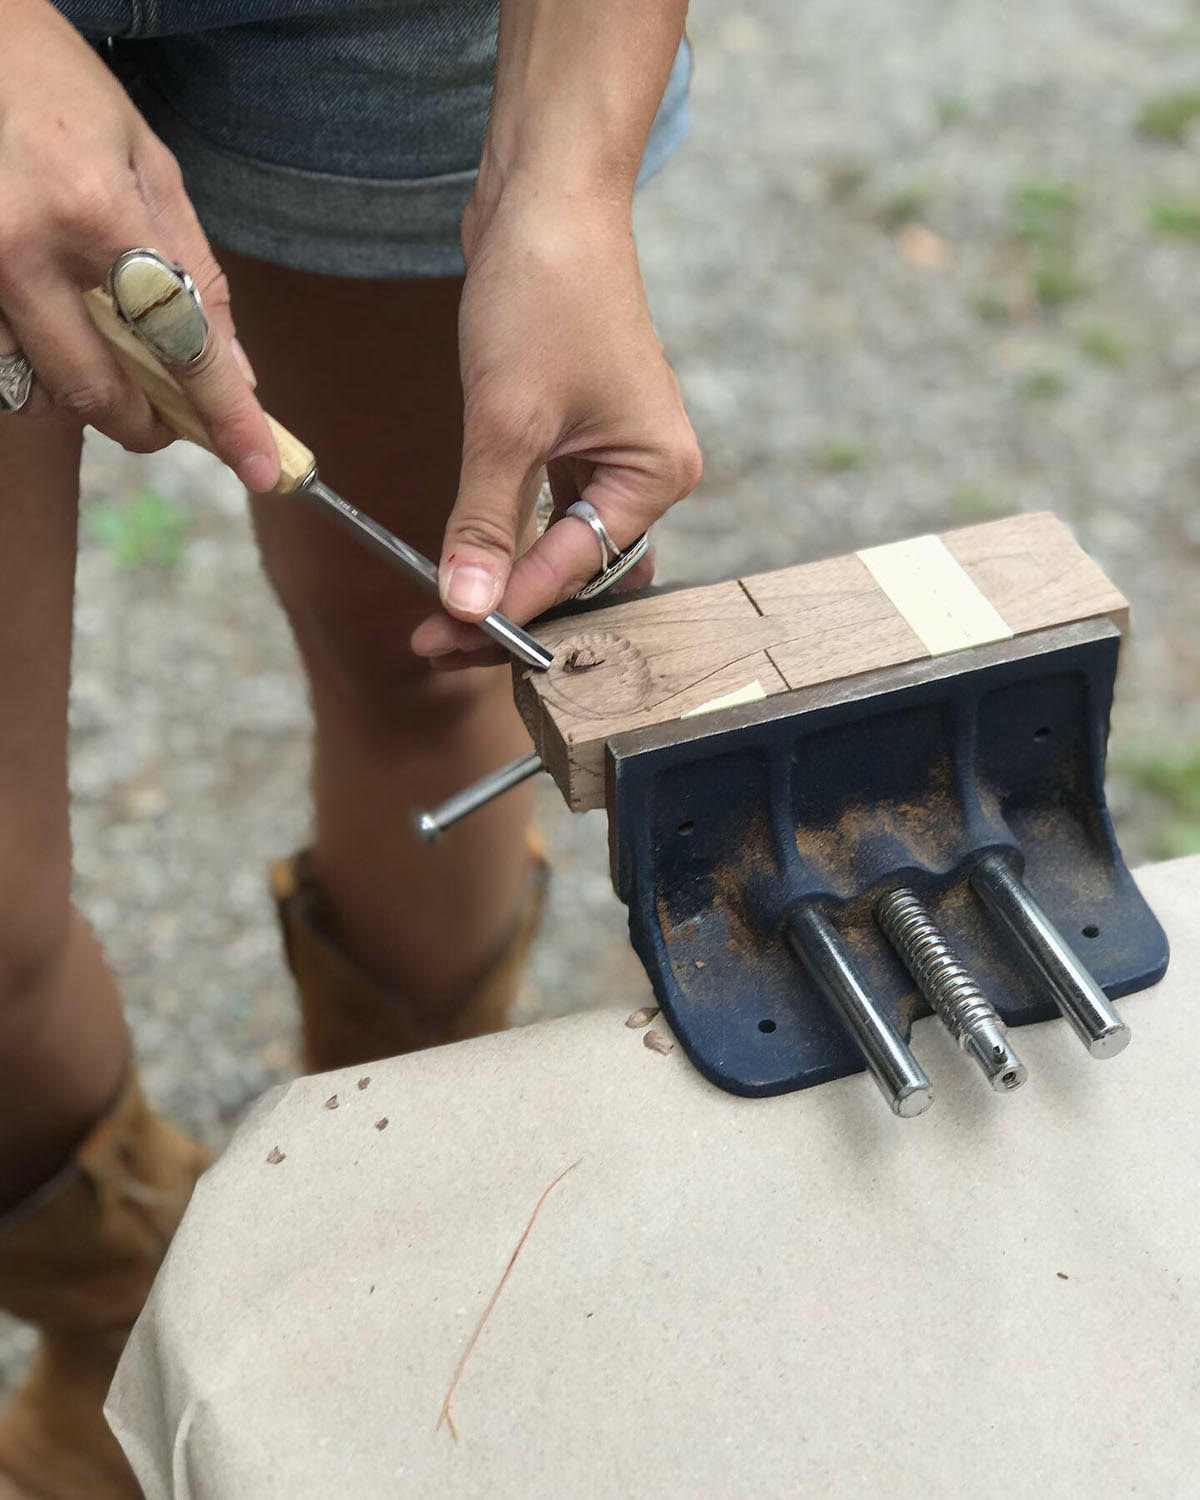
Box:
[171,303,280,492]
[104,175,280,489]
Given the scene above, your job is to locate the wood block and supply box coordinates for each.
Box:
[515,582,787,810]
[739,552,927,690]
[942,512,1129,634]
[515,512,1128,812]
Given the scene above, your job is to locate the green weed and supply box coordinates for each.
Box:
[1137,89,1200,143]
[1017,368,1068,402]
[86,490,191,570]
[950,487,1011,522]
[1033,259,1089,307]
[878,185,930,228]
[971,286,1012,324]
[1008,181,1088,309]
[1079,324,1129,367]
[825,160,869,202]
[1009,180,1079,243]
[814,441,868,474]
[1120,747,1200,858]
[1149,197,1200,236]
[934,93,969,128]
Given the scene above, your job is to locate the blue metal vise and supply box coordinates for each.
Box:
[605,618,1168,1101]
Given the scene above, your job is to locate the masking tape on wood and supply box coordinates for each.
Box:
[857,535,1013,655]
[682,679,768,719]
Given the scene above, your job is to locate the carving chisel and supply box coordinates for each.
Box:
[83,277,553,673]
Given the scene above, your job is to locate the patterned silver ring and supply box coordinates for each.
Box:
[0,350,35,414]
[565,499,621,571]
[573,529,652,602]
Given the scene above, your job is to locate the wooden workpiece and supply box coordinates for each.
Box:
[513,512,1128,811]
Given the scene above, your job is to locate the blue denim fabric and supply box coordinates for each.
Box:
[53,0,692,277]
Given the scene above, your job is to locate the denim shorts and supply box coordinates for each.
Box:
[53,0,692,278]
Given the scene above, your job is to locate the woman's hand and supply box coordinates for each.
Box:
[0,0,278,489]
[410,180,701,666]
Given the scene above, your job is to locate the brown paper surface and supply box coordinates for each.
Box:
[108,859,1200,1498]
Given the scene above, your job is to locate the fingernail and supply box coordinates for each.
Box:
[443,564,500,616]
[238,452,278,492]
[231,338,257,386]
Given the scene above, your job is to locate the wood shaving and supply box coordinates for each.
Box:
[643,1029,674,1055]
[625,1005,660,1029]
[564,646,606,671]
[266,1147,286,1165]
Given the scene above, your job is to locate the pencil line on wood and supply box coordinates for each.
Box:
[436,1157,582,1440]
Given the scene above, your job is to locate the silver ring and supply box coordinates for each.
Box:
[107,249,211,367]
[0,350,34,413]
[573,529,652,601]
[566,499,621,571]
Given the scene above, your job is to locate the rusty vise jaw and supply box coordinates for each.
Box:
[604,618,1167,1101]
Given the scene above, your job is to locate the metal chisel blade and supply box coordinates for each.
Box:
[301,475,553,672]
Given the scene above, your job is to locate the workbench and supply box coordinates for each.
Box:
[108,857,1200,1499]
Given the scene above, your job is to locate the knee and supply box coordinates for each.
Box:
[282,576,501,739]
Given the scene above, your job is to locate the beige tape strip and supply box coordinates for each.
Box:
[857,535,1013,655]
[682,679,768,719]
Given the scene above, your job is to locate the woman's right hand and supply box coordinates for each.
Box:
[0,0,279,489]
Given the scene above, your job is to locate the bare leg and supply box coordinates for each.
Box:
[222,255,536,1014]
[0,414,128,1213]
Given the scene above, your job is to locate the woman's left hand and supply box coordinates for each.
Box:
[410,182,701,667]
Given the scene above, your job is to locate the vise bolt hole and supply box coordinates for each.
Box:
[678,820,694,837]
[758,1019,777,1034]
[1033,726,1051,742]
[1082,924,1100,939]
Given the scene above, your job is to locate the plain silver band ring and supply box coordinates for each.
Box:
[566,499,621,571]
[0,350,35,414]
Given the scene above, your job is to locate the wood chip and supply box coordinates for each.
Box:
[357,1077,371,1091]
[375,1117,389,1131]
[1057,1271,1069,1280]
[266,1147,286,1165]
[564,646,606,671]
[625,1006,660,1029]
[643,1029,674,1055]
[694,960,706,969]
[324,1094,339,1110]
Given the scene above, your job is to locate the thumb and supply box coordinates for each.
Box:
[438,440,532,622]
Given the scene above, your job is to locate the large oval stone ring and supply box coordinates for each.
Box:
[564,499,651,602]
[107,248,211,366]
[0,350,35,413]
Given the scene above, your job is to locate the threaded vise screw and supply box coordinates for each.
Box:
[876,888,1028,1093]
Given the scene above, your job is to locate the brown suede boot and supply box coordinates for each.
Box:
[0,1074,208,1499]
[271,834,549,1073]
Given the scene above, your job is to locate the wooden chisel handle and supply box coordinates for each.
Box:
[83,287,316,494]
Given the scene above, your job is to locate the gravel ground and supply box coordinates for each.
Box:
[5,0,1200,1389]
